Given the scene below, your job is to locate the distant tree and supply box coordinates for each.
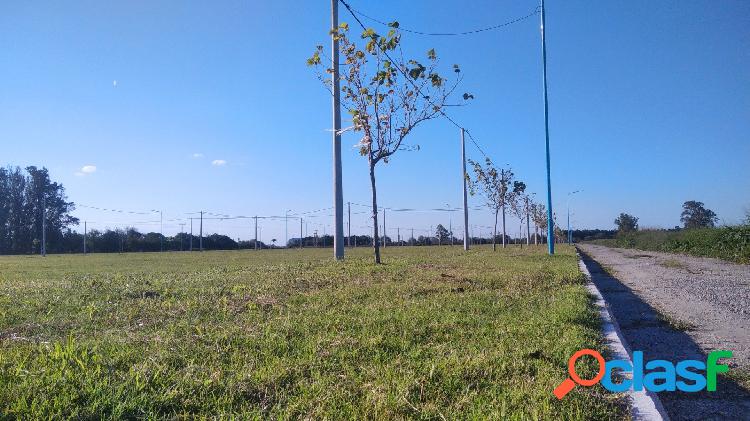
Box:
[531,202,548,245]
[435,224,450,245]
[308,22,470,263]
[680,201,718,229]
[614,213,639,233]
[511,183,531,245]
[467,159,521,250]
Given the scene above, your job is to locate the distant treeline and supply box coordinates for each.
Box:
[569,229,618,243]
[63,229,268,253]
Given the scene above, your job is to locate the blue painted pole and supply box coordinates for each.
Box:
[540,0,554,254]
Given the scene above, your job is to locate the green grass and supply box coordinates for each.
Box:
[0,246,626,419]
[659,258,687,270]
[588,226,750,264]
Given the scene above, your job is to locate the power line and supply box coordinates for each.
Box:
[347,4,540,36]
[77,204,154,215]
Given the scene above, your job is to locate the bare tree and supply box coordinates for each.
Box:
[309,22,470,263]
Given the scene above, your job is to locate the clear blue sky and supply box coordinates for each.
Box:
[2,0,748,242]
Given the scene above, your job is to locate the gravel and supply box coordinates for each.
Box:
[578,244,750,421]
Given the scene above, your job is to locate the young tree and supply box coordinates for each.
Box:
[680,201,718,229]
[531,202,548,245]
[467,159,520,251]
[614,213,639,233]
[309,23,470,263]
[513,190,534,246]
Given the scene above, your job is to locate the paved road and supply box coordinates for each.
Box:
[579,244,750,421]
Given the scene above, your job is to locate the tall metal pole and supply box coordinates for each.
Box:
[41,196,46,256]
[83,221,87,254]
[254,216,258,250]
[461,128,469,251]
[541,0,555,255]
[190,218,193,251]
[331,0,345,261]
[199,211,203,251]
[300,218,303,249]
[285,210,289,248]
[160,210,163,252]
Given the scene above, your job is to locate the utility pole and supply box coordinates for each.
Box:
[199,211,203,251]
[540,0,555,255]
[331,0,345,261]
[179,223,185,251]
[382,208,386,248]
[299,218,303,249]
[41,196,46,256]
[254,216,258,250]
[461,128,469,251]
[160,210,163,252]
[411,228,414,246]
[83,221,87,254]
[397,227,400,245]
[285,210,289,249]
[190,218,193,251]
[347,201,351,247]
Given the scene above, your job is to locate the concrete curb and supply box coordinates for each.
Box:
[577,251,670,421]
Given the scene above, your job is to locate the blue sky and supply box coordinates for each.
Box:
[2,0,748,242]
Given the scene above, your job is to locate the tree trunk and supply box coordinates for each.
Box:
[369,163,381,264]
[534,223,538,245]
[526,212,531,245]
[501,203,507,248]
[493,210,498,251]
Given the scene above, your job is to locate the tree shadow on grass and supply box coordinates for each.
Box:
[579,251,750,421]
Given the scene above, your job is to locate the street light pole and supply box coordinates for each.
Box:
[540,0,555,255]
[567,190,582,245]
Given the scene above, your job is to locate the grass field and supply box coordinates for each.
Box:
[0,246,625,419]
